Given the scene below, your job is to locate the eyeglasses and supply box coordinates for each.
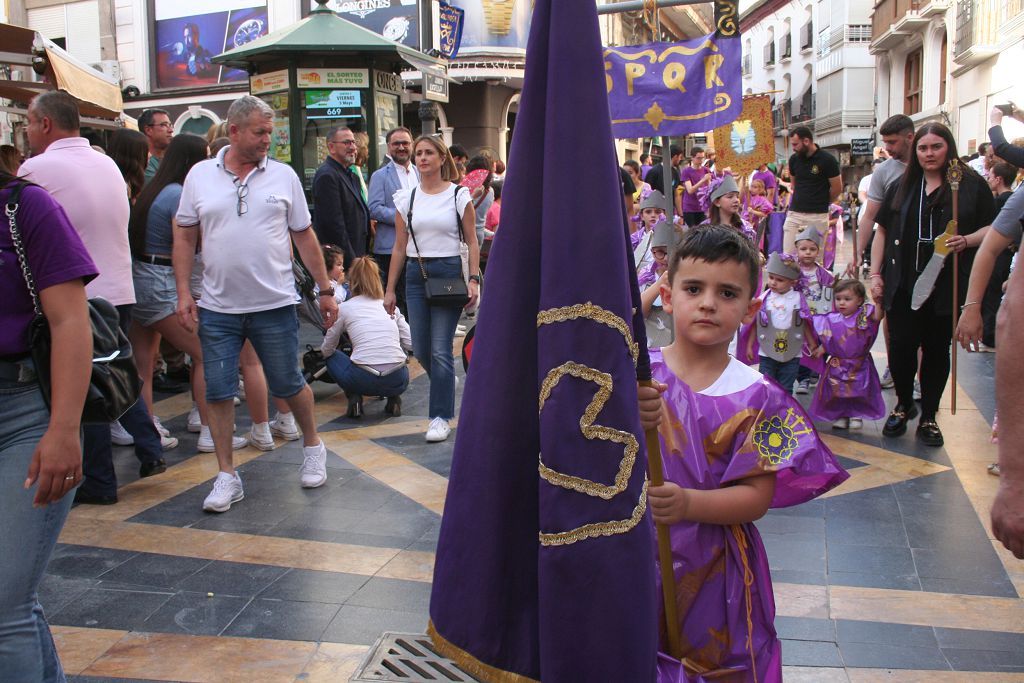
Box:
[332,138,357,146]
[234,179,249,217]
[149,122,172,130]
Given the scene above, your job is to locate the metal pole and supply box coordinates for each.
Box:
[648,8,677,220]
[596,0,708,14]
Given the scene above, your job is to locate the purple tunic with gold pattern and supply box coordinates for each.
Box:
[809,304,886,421]
[651,351,848,682]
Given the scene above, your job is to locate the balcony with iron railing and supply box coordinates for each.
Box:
[871,0,922,49]
[764,41,776,66]
[780,33,793,60]
[955,0,1024,66]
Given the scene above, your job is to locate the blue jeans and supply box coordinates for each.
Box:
[796,365,819,383]
[81,304,163,498]
[405,258,462,419]
[759,356,800,395]
[325,353,409,398]
[0,378,74,682]
[198,305,305,402]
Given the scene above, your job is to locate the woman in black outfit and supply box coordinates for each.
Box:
[871,122,996,447]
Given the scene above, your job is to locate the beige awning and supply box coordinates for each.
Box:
[44,44,122,117]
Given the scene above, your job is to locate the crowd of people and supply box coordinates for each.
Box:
[0,91,505,681]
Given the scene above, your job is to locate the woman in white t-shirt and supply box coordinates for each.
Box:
[384,136,481,443]
[322,257,412,419]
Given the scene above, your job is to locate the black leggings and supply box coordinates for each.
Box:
[886,289,952,421]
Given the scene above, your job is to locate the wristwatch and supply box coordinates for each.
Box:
[319,287,336,297]
[468,274,482,284]
[482,0,516,36]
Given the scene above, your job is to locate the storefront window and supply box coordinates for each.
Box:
[374,93,400,165]
[259,92,292,163]
[300,88,367,191]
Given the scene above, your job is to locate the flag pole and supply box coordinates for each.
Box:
[638,380,683,660]
[947,160,962,415]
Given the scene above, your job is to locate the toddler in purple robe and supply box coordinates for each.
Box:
[643,226,848,682]
[808,279,887,429]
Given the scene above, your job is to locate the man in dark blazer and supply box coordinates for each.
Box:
[368,126,418,314]
[312,126,369,269]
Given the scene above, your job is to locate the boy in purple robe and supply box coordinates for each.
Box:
[646,226,848,681]
[809,279,887,429]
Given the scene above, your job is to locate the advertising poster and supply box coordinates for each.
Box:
[445,0,531,55]
[154,0,269,90]
[317,0,420,49]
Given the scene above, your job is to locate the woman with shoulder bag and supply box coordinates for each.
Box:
[0,172,97,681]
[384,136,480,442]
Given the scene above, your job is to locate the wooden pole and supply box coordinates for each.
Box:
[639,380,683,660]
[948,160,962,415]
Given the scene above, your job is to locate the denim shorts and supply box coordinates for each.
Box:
[197,305,305,402]
[131,260,177,327]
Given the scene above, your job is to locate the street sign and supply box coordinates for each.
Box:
[851,138,873,156]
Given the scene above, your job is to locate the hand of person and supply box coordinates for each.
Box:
[177,297,198,333]
[870,275,884,301]
[992,480,1024,559]
[638,379,667,432]
[843,260,858,279]
[649,482,690,525]
[465,280,480,310]
[383,290,397,316]
[955,306,984,351]
[945,234,969,254]
[812,345,826,359]
[25,425,82,507]
[990,106,1005,127]
[319,294,338,328]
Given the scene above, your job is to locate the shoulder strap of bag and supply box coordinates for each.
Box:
[4,183,41,316]
[405,188,429,281]
[454,185,466,244]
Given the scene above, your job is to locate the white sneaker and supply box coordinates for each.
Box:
[880,367,894,389]
[110,421,134,446]
[425,417,451,442]
[160,433,179,451]
[299,440,327,488]
[270,412,301,441]
[849,418,863,429]
[202,472,244,513]
[237,377,246,401]
[832,417,850,429]
[455,326,467,338]
[233,396,241,406]
[187,405,202,433]
[913,379,922,401]
[197,426,249,453]
[795,379,811,395]
[249,422,276,451]
[152,415,171,438]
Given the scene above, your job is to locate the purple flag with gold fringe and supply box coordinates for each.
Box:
[427,0,658,680]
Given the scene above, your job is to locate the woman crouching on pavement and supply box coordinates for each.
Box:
[322,256,412,419]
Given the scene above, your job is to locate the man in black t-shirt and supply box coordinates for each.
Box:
[643,144,684,198]
[781,126,841,253]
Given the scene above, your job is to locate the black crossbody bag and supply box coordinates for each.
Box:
[5,182,141,423]
[406,185,470,308]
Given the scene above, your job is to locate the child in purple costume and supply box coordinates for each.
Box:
[646,227,848,681]
[809,279,887,429]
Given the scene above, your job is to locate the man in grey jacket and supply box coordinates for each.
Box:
[368,127,419,315]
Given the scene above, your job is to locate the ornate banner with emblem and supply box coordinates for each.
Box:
[438,1,465,59]
[712,94,775,178]
[604,30,741,139]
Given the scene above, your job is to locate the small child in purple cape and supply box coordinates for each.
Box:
[639,226,848,681]
[809,279,887,429]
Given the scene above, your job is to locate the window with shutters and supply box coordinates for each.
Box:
[904,48,923,115]
[27,1,101,64]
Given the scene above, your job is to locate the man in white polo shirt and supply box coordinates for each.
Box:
[173,95,338,513]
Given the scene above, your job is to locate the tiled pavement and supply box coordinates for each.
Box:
[43,310,1024,681]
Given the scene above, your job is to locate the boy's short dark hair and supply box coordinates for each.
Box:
[878,114,914,137]
[991,161,1017,188]
[668,225,761,296]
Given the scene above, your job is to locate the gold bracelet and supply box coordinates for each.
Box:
[962,301,980,309]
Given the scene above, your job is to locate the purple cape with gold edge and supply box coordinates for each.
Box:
[427,0,658,680]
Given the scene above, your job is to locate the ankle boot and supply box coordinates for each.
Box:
[385,395,402,417]
[346,393,363,418]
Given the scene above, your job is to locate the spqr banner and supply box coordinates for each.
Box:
[605,32,742,139]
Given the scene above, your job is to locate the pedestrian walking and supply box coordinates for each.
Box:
[172,95,338,512]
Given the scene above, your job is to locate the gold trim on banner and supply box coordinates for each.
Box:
[613,94,732,131]
[716,0,739,36]
[539,483,649,546]
[427,621,541,683]
[538,362,639,500]
[537,302,638,363]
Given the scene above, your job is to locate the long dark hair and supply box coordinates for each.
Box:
[129,133,208,256]
[894,122,981,211]
[107,129,149,202]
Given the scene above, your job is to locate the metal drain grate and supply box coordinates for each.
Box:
[351,632,480,682]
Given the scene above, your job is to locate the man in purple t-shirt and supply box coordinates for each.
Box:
[679,146,712,227]
[752,163,777,204]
